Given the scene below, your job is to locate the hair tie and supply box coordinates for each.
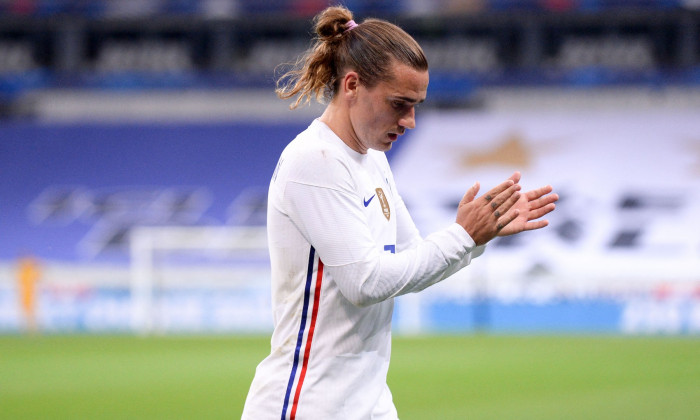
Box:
[345,20,358,32]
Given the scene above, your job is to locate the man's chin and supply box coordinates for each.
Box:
[374,143,393,152]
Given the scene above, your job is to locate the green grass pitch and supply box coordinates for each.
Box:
[1,335,698,419]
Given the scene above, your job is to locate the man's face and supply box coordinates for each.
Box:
[350,62,428,153]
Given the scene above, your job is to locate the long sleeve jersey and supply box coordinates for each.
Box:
[242,119,484,420]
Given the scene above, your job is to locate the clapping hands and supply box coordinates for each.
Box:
[456,172,558,246]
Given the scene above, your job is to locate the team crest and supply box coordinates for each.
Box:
[375,188,390,221]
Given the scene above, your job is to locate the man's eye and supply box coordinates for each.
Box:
[392,101,406,109]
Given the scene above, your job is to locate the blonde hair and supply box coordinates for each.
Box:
[276,6,428,109]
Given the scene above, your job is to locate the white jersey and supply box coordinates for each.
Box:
[242,119,484,420]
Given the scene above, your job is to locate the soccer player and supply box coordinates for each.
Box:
[18,256,40,333]
[241,6,558,419]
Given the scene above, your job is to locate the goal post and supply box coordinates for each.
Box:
[129,225,269,335]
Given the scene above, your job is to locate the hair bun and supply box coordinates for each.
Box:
[314,6,354,42]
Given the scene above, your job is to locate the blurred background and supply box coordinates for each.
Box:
[1,0,699,336]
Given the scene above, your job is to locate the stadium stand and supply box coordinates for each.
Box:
[0,1,698,118]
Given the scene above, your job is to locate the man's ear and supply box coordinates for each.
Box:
[342,71,359,99]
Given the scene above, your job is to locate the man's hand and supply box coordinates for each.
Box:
[456,172,558,245]
[497,183,558,236]
[456,175,522,246]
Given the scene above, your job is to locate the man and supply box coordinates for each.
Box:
[242,6,558,419]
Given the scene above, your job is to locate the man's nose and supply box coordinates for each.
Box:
[399,107,416,130]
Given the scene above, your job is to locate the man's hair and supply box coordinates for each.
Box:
[276,6,428,109]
